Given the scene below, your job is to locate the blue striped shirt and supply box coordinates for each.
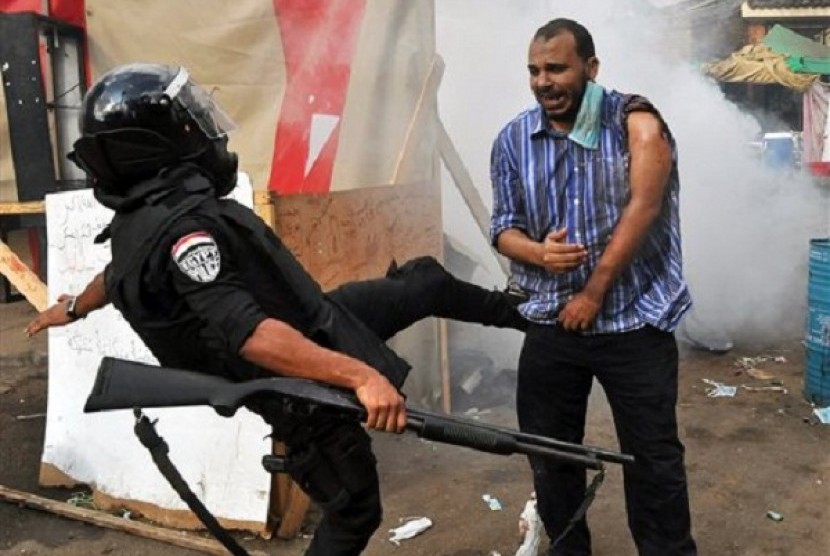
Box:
[490,88,691,333]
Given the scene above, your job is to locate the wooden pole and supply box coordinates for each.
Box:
[0,485,269,556]
[0,201,45,215]
[438,319,452,413]
[437,120,509,278]
[391,55,445,184]
[0,238,47,311]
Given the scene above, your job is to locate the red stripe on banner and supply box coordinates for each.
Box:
[0,0,42,13]
[48,0,86,28]
[268,0,366,195]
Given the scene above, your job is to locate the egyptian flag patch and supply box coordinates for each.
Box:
[171,231,221,283]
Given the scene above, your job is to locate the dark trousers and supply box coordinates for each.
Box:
[517,324,696,556]
[258,256,525,556]
[328,255,527,341]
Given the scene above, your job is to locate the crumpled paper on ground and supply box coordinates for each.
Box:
[388,517,433,546]
[516,495,542,556]
[703,379,737,398]
[483,493,502,511]
[814,406,830,425]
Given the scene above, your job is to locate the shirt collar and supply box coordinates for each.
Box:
[527,90,614,141]
[528,105,569,139]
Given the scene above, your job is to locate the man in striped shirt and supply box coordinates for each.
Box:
[490,18,696,556]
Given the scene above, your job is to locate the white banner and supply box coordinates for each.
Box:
[41,184,271,528]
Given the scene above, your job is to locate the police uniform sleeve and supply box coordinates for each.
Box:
[165,219,268,354]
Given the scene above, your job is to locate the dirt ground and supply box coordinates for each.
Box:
[1,299,829,556]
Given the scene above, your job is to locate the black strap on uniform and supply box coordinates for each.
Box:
[132,409,250,556]
[549,465,606,550]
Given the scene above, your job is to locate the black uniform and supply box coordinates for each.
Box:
[100,163,525,555]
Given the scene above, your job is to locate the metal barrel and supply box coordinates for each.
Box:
[804,239,830,406]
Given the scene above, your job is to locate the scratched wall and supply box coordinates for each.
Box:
[40,187,272,531]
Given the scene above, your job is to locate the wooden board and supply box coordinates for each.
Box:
[0,237,46,311]
[273,180,442,289]
[0,201,45,214]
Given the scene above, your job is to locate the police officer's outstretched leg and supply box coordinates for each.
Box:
[328,255,526,341]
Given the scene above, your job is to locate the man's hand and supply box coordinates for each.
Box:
[25,294,75,337]
[354,372,407,434]
[558,291,602,331]
[541,228,587,274]
[25,272,108,337]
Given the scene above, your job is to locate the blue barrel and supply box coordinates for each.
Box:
[805,239,830,406]
[762,132,795,170]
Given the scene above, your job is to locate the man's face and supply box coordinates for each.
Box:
[528,32,598,131]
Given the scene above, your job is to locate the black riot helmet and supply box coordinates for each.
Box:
[70,62,239,197]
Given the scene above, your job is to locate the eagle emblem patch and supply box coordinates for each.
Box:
[171,231,221,282]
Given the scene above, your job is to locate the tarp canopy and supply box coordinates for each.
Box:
[703,43,819,91]
[763,24,830,75]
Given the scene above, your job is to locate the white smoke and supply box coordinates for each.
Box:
[437,0,828,352]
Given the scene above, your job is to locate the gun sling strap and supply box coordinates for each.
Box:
[550,465,606,550]
[133,409,251,556]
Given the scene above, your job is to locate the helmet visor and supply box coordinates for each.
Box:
[164,67,237,139]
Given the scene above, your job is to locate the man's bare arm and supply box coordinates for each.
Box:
[239,318,407,433]
[25,272,109,336]
[559,111,672,330]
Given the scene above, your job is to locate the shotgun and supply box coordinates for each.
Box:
[85,356,633,470]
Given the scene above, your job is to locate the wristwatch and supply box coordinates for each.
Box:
[65,296,84,321]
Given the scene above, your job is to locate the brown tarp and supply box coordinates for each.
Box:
[85,0,285,191]
[84,0,436,192]
[702,44,819,92]
[804,81,830,162]
[0,0,436,195]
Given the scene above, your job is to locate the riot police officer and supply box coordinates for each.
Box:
[27,62,525,555]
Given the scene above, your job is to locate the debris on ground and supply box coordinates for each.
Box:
[482,494,502,511]
[703,379,737,398]
[515,494,542,556]
[735,355,787,369]
[464,408,493,420]
[745,368,776,381]
[741,385,788,394]
[813,406,830,425]
[66,492,96,510]
[733,355,788,380]
[15,412,45,421]
[388,517,432,546]
[766,510,784,522]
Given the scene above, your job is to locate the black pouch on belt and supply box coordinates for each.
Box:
[318,426,377,496]
[286,443,351,512]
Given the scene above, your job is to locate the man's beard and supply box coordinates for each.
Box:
[546,85,585,125]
